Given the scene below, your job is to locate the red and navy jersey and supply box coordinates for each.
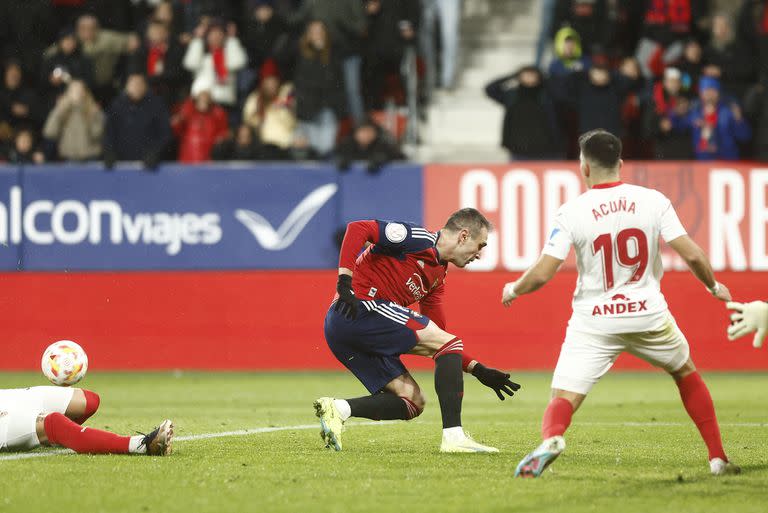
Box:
[338,220,448,329]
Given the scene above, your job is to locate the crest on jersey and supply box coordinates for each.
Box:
[385,223,407,243]
[417,260,425,268]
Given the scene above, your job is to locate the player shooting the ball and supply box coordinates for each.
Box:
[502,129,739,477]
[315,208,520,453]
[0,386,173,456]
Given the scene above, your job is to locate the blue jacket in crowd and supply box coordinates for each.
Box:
[672,101,752,160]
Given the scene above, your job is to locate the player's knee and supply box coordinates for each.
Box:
[402,392,426,419]
[432,336,463,360]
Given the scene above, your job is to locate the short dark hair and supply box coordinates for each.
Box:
[443,208,492,236]
[578,129,622,169]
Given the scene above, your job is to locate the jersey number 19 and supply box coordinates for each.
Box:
[592,229,649,291]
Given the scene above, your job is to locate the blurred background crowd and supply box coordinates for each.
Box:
[0,0,766,168]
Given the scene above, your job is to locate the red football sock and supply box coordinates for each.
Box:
[73,390,100,425]
[44,412,130,454]
[541,397,574,439]
[676,372,727,461]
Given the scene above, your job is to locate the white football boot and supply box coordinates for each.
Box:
[514,436,566,477]
[313,397,345,451]
[440,433,499,453]
[710,457,741,476]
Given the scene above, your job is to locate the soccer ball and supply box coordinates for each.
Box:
[41,340,88,386]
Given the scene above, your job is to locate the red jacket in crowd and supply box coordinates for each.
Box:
[172,98,229,163]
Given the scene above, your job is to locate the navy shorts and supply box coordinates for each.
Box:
[324,299,431,394]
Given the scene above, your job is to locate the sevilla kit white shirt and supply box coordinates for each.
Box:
[542,181,688,334]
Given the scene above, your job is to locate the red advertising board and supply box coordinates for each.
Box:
[2,270,766,371]
[424,163,768,272]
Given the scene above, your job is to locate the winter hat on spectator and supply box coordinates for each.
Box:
[699,76,720,92]
[260,59,280,80]
[664,67,681,81]
[191,75,214,97]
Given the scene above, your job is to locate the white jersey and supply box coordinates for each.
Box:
[542,181,687,334]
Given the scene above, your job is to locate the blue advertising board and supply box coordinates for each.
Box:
[0,162,424,271]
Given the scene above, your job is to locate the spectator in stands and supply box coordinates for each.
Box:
[415,0,462,94]
[128,19,186,107]
[703,13,756,104]
[293,20,345,158]
[618,57,647,158]
[42,80,104,161]
[535,0,558,67]
[40,28,94,107]
[103,73,172,169]
[548,27,590,78]
[4,128,45,164]
[336,119,404,173]
[363,0,420,110]
[183,18,248,108]
[212,124,262,161]
[676,38,703,96]
[744,80,768,161]
[485,66,563,160]
[242,61,296,160]
[76,14,140,105]
[243,0,289,74]
[643,67,693,159]
[736,0,768,86]
[671,76,751,161]
[552,0,608,55]
[0,60,43,134]
[172,77,230,163]
[550,58,642,138]
[0,0,57,85]
[291,0,367,122]
[635,0,709,79]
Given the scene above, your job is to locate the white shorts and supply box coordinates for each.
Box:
[0,387,74,452]
[551,314,690,395]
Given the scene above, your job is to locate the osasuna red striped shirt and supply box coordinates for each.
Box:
[337,220,447,329]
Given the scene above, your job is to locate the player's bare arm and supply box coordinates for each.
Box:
[501,255,563,307]
[666,235,731,301]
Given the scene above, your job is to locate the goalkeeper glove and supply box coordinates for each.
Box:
[471,363,521,400]
[334,274,363,320]
[727,301,768,348]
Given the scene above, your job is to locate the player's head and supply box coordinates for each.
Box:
[578,129,622,187]
[439,208,491,267]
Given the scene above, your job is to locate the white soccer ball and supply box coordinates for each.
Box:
[41,340,88,386]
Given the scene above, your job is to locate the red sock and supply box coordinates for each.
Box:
[73,390,100,425]
[676,372,727,461]
[44,412,130,454]
[541,397,574,439]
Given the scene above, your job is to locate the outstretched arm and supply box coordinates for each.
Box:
[502,254,563,306]
[667,235,731,301]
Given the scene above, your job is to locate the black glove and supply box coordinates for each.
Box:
[142,151,160,171]
[471,363,521,400]
[334,274,362,320]
[103,150,117,170]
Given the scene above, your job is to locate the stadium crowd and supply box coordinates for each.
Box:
[3,1,768,166]
[0,0,450,168]
[488,0,768,161]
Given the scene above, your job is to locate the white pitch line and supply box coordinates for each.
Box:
[1,419,765,462]
[0,421,395,462]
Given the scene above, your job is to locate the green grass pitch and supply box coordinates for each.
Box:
[0,371,766,513]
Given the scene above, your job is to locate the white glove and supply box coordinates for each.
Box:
[726,301,768,349]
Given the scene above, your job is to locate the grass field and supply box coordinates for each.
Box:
[0,371,766,513]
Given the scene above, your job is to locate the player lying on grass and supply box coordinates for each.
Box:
[315,208,520,453]
[502,129,739,477]
[726,300,768,349]
[0,386,173,455]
